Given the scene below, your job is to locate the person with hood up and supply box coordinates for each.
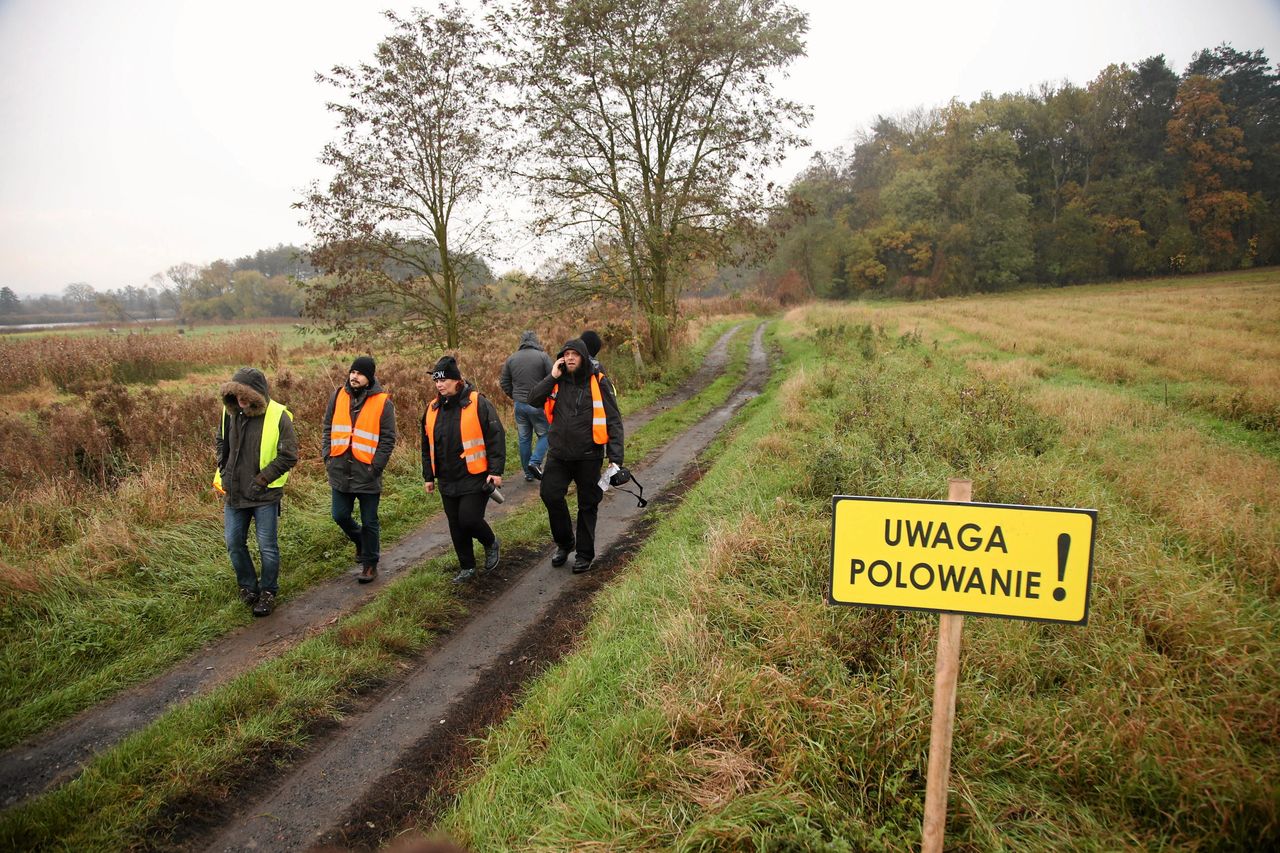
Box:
[215,367,299,616]
[422,355,506,583]
[579,328,604,374]
[322,355,397,584]
[527,338,624,573]
[499,330,553,481]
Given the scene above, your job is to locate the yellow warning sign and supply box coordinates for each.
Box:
[830,496,1096,624]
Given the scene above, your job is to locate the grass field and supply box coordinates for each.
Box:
[438,270,1278,850]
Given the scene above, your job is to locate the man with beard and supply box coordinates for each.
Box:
[322,355,397,583]
[527,338,624,573]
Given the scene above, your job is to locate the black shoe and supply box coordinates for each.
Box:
[484,538,500,572]
[528,463,543,481]
[572,555,594,574]
[238,587,259,607]
[525,474,535,482]
[452,567,477,583]
[252,590,275,616]
[551,544,572,567]
[358,563,378,584]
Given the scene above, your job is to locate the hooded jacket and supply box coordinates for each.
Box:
[527,339,624,464]
[420,381,507,496]
[216,367,299,508]
[322,377,397,494]
[499,331,554,404]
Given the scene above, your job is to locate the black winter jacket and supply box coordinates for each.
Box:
[216,367,299,508]
[321,379,397,494]
[420,383,506,496]
[527,342,623,465]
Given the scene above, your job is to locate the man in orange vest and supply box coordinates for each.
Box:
[322,355,397,583]
[527,338,624,574]
[422,355,506,583]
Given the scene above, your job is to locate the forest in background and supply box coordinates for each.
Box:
[765,45,1280,298]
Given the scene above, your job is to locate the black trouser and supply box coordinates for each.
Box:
[540,455,604,560]
[331,489,381,566]
[441,491,495,570]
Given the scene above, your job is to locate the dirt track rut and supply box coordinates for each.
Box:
[0,325,746,812]
[201,324,769,851]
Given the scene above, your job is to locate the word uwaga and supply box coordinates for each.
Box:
[849,519,1044,599]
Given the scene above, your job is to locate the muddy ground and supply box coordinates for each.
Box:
[1,323,770,853]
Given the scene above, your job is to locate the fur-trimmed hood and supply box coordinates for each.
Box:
[220,367,270,416]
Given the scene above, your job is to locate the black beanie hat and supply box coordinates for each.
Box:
[432,355,462,381]
[580,329,602,357]
[349,356,376,382]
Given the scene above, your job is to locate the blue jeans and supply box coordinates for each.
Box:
[331,489,381,566]
[514,400,549,472]
[224,502,281,595]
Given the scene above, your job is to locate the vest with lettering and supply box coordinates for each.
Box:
[329,388,389,464]
[424,390,488,477]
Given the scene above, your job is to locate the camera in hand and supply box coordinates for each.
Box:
[609,466,632,487]
[482,480,505,504]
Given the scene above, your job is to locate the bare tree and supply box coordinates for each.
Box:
[297,4,506,348]
[505,0,809,362]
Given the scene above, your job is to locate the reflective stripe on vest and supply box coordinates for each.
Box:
[329,389,388,464]
[543,374,608,445]
[212,399,293,491]
[424,390,487,477]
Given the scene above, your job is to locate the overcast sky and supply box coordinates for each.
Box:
[1,0,1278,295]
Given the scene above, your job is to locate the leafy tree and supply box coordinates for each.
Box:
[506,0,809,362]
[0,286,20,318]
[297,5,505,348]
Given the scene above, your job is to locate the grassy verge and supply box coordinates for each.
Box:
[0,319,744,749]
[0,322,756,849]
[437,307,1277,850]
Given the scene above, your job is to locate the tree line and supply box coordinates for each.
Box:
[766,45,1280,299]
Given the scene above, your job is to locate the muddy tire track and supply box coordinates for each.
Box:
[0,325,745,812]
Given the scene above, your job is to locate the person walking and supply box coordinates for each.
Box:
[422,355,506,583]
[527,338,624,574]
[214,367,298,617]
[322,355,397,584]
[499,330,553,481]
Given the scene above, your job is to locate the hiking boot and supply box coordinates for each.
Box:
[452,567,477,583]
[252,590,275,617]
[572,555,594,574]
[238,587,259,607]
[483,538,501,572]
[551,544,573,567]
[358,563,378,584]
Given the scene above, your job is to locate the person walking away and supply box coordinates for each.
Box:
[322,355,397,583]
[527,338,624,574]
[580,328,604,374]
[215,367,298,616]
[422,355,506,583]
[500,330,553,481]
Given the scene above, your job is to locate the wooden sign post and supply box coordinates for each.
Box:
[922,478,970,853]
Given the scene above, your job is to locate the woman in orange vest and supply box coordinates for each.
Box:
[422,355,506,583]
[322,356,397,583]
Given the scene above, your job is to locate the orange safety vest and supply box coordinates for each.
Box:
[329,389,389,464]
[543,373,608,445]
[424,390,488,477]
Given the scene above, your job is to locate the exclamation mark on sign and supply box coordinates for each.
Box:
[1053,533,1070,602]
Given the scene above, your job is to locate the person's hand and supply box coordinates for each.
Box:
[424,481,435,494]
[551,358,564,379]
[254,473,269,487]
[487,474,503,488]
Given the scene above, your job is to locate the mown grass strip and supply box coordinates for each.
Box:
[0,321,757,849]
[438,307,1277,850]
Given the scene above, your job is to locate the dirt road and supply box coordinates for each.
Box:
[201,324,769,851]
[0,324,747,812]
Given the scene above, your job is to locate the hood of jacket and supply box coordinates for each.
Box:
[556,338,596,382]
[220,367,270,417]
[518,330,544,351]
